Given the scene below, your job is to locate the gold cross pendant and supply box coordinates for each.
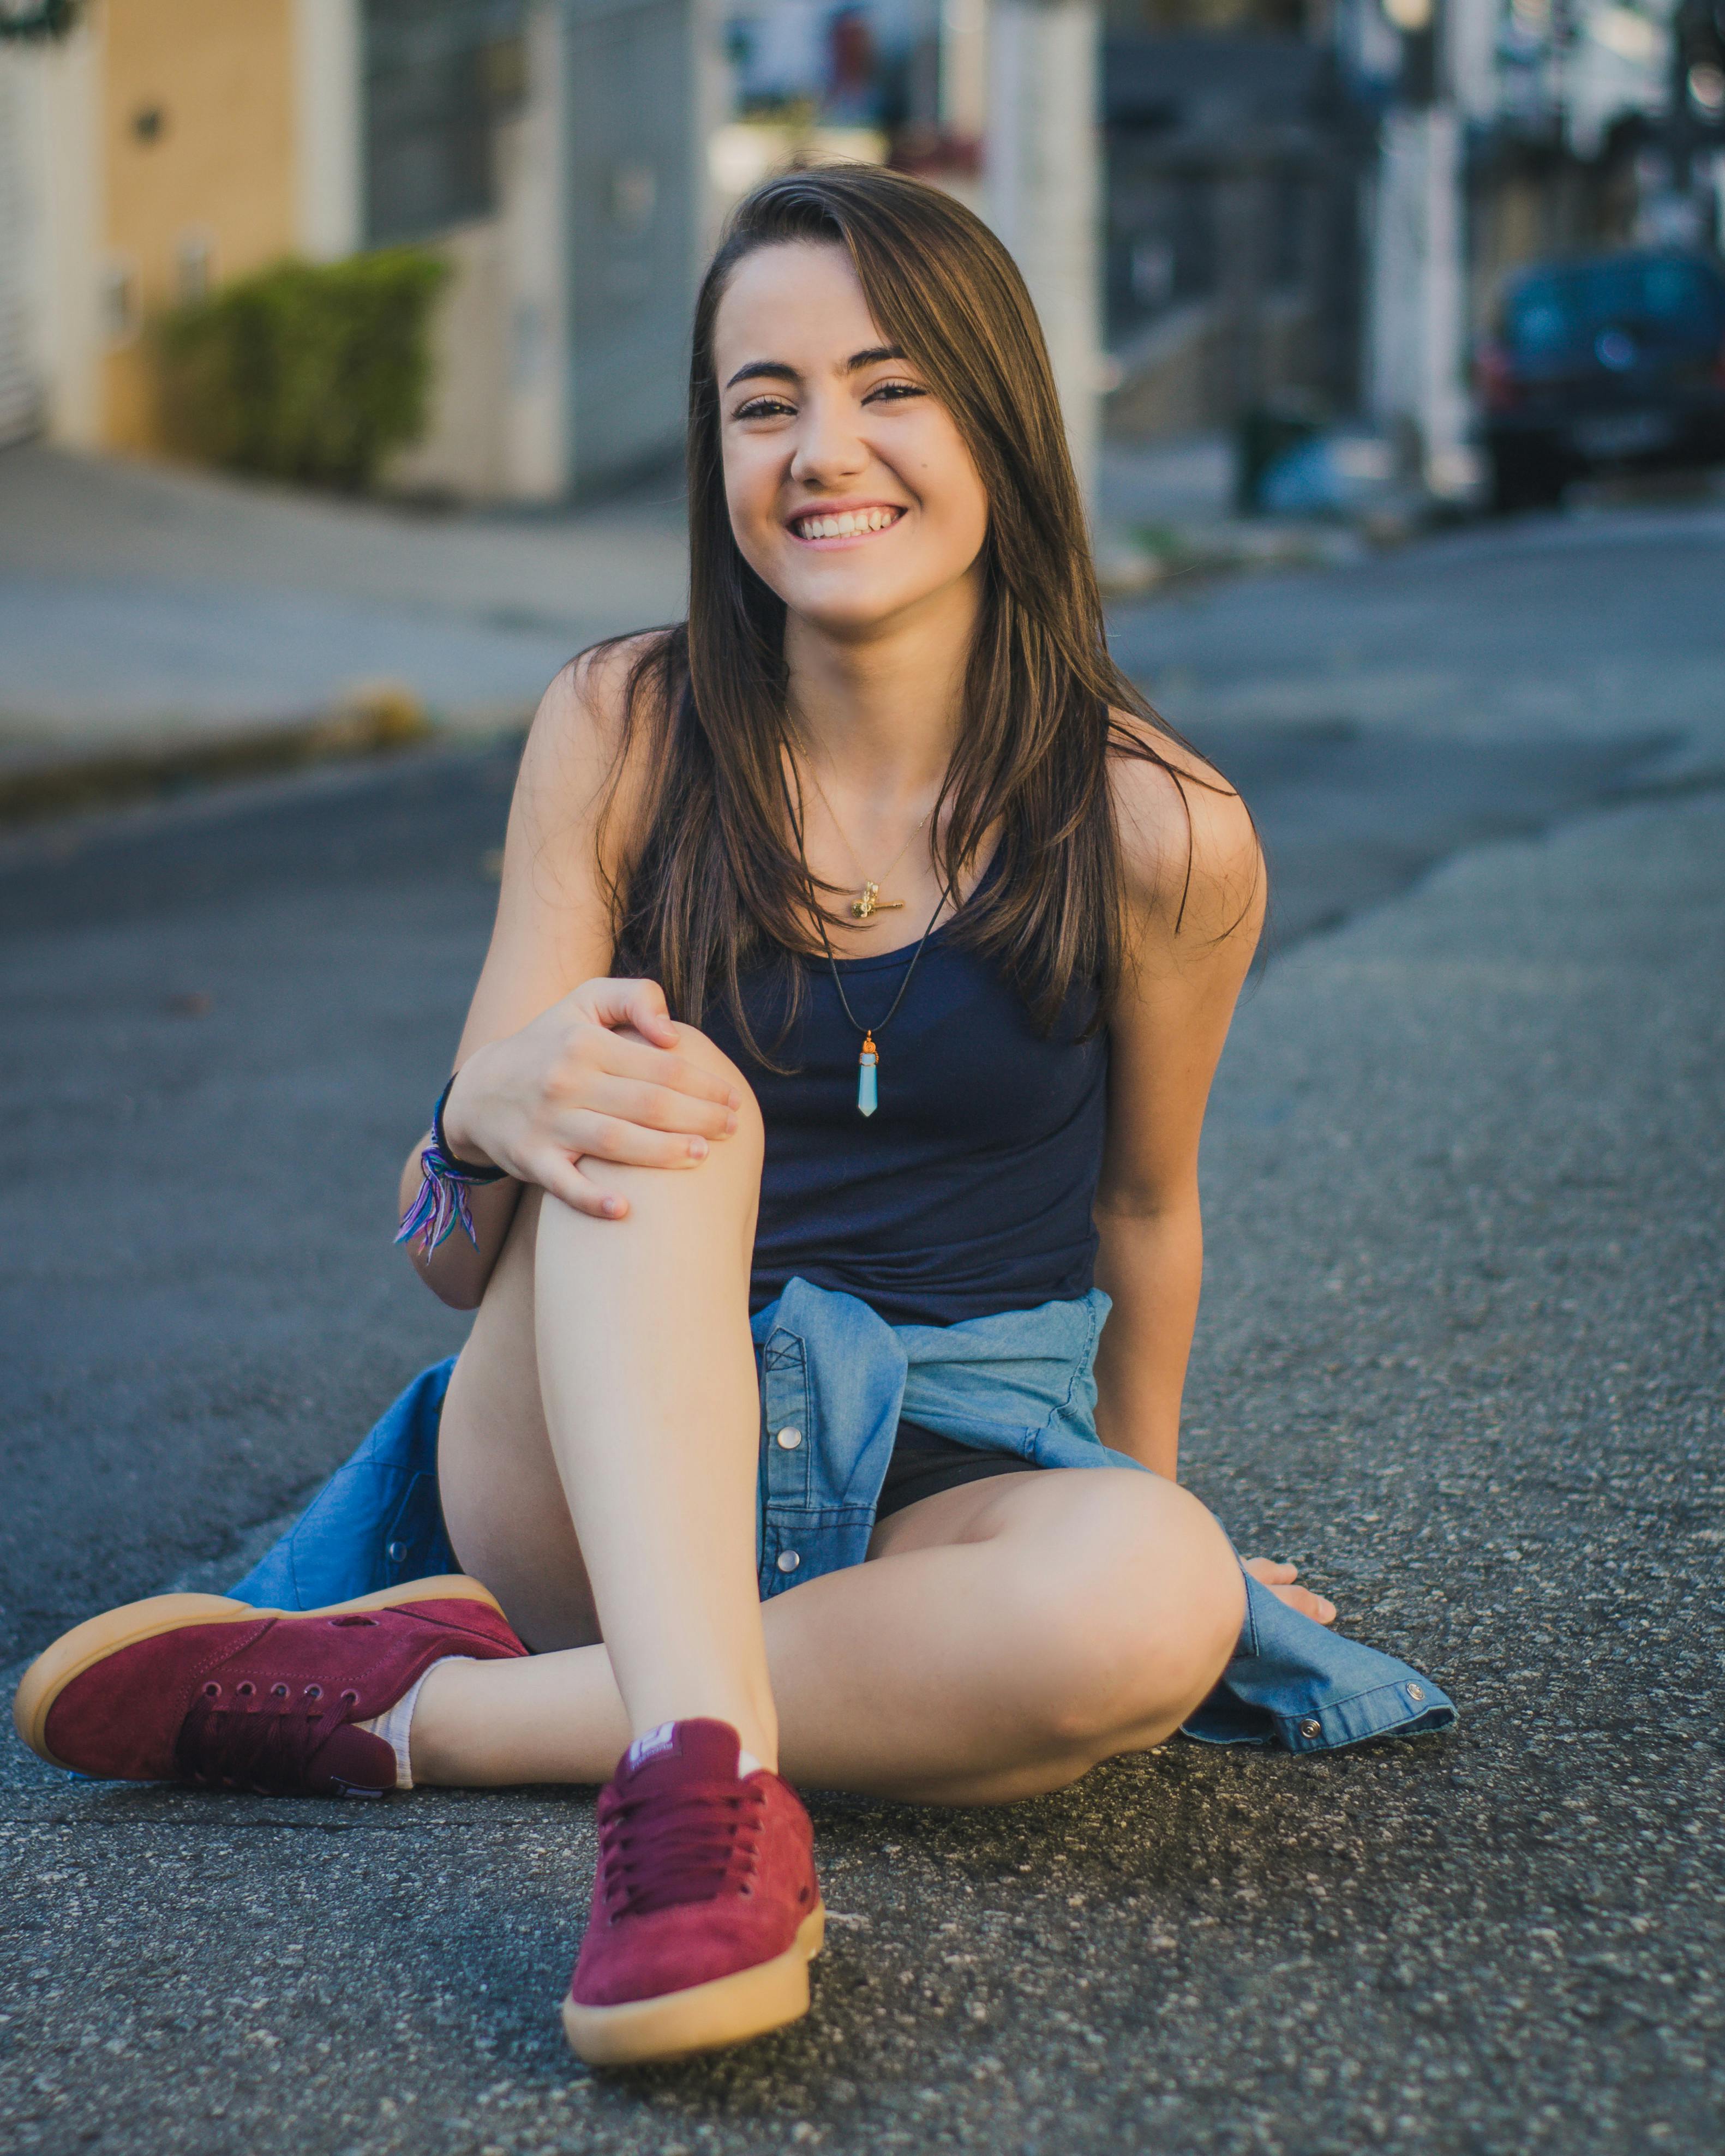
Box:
[849,880,907,922]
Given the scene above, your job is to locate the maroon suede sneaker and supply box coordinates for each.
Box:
[12,1577,525,1797]
[562,1719,824,2065]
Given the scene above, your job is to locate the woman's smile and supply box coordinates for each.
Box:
[787,501,907,545]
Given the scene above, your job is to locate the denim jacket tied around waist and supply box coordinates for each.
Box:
[230,1276,1456,1756]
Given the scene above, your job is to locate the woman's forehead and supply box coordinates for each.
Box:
[713,242,885,372]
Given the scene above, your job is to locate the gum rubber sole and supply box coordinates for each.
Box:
[561,1903,826,2067]
[10,1575,504,1770]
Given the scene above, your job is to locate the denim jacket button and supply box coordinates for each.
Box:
[1406,1683,1425,1702]
[1298,1716,1322,1739]
[775,1426,804,1449]
[386,1540,408,1564]
[776,1551,801,1572]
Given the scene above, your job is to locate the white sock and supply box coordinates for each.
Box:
[358,1657,472,1791]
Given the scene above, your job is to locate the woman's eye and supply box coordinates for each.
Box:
[735,396,795,421]
[865,380,926,405]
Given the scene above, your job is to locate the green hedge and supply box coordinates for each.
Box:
[0,2,85,40]
[160,249,450,492]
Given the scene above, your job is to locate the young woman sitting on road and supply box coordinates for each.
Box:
[19,167,1454,2073]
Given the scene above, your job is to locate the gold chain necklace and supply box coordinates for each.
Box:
[796,757,936,923]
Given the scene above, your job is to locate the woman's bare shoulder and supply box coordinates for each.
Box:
[515,630,672,856]
[1106,708,1263,946]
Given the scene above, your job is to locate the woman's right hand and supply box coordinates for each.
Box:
[439,977,741,1220]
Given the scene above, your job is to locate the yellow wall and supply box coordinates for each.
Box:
[99,0,297,450]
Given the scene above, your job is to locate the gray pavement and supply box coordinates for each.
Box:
[0,443,685,760]
[1,499,1722,2154]
[1110,489,1725,788]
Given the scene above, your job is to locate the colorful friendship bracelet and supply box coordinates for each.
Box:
[395,1074,510,1257]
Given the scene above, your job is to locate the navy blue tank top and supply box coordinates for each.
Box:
[702,879,1109,1330]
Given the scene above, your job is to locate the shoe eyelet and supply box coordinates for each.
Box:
[340,1690,359,1706]
[271,1684,289,1698]
[202,1682,221,1697]
[236,1682,255,1697]
[304,1685,321,1700]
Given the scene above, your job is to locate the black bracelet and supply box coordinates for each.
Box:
[431,1073,509,1182]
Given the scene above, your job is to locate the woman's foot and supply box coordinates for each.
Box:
[562,1719,824,2067]
[11,1577,525,1795]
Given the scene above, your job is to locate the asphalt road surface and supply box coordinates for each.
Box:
[1,508,1721,2156]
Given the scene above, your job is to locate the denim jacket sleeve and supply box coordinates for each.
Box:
[1184,1573,1456,1751]
[227,1359,458,1609]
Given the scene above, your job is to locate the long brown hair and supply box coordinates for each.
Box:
[603,163,1199,1054]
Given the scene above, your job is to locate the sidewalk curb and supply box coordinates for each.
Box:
[0,690,439,826]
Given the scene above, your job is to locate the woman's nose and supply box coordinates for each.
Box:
[789,395,868,487]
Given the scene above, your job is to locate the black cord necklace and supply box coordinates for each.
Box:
[788,763,951,1118]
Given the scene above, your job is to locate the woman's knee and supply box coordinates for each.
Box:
[531,1022,763,1257]
[566,1021,763,1203]
[1010,1473,1244,1761]
[664,1022,764,1157]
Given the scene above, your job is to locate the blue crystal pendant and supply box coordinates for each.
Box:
[857,1033,878,1118]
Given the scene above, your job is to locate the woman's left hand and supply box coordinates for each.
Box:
[1241,1557,1335,1626]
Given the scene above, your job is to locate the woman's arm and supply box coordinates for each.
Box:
[399,648,742,1311]
[1091,733,1265,1477]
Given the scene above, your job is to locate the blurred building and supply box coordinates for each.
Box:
[1343,0,1714,488]
[1098,0,1720,472]
[1101,21,1368,438]
[0,0,701,498]
[9,0,1712,501]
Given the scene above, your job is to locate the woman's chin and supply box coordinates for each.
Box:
[778,572,969,643]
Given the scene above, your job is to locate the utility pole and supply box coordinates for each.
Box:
[1367,0,1472,497]
[984,0,1101,514]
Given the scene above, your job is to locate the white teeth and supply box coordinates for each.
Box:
[795,508,899,539]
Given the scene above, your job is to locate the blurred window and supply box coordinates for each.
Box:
[364,0,526,245]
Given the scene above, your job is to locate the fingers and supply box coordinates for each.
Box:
[575,976,680,1050]
[548,1112,718,1173]
[528,1154,630,1221]
[1283,1584,1337,1625]
[598,1031,741,1113]
[1241,1558,1335,1624]
[577,1072,739,1141]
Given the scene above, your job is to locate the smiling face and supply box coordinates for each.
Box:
[711,239,991,641]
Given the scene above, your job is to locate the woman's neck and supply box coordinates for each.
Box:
[783,570,980,801]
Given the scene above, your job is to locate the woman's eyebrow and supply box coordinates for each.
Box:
[723,344,906,392]
[725,359,799,389]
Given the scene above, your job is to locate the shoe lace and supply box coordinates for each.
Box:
[598,1777,766,1919]
[175,1680,350,1795]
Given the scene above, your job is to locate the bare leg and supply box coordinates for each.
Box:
[438,1186,602,1652]
[439,1025,775,1764]
[413,1465,1243,1804]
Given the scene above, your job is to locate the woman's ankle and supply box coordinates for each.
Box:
[404,1647,632,1787]
[403,1655,476,1786]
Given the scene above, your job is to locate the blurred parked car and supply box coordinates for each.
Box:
[1476,251,1725,512]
